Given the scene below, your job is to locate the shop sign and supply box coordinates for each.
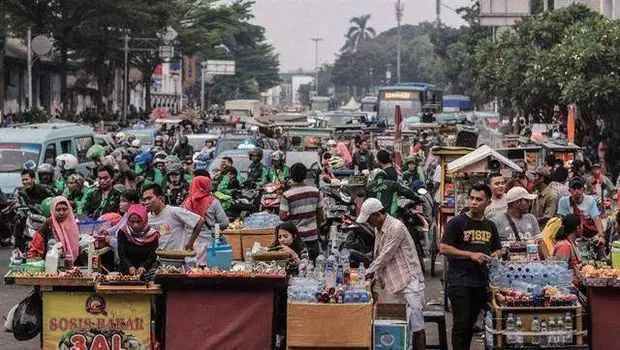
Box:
[43,292,151,350]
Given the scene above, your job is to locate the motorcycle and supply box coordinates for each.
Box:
[226,188,261,220]
[319,186,356,252]
[338,215,375,268]
[260,182,286,214]
[1,203,46,251]
[396,197,428,274]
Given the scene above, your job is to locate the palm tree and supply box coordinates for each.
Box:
[343,14,376,52]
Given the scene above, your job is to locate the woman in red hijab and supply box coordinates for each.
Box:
[28,196,80,265]
[117,204,159,276]
[181,176,229,263]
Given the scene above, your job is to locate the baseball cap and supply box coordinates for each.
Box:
[356,198,384,224]
[569,176,585,189]
[505,186,537,204]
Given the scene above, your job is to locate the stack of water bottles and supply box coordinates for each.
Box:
[243,212,282,229]
[489,261,574,288]
[287,249,371,304]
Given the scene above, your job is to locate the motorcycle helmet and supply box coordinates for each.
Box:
[127,134,136,143]
[40,197,53,218]
[86,144,106,161]
[37,163,55,176]
[154,135,164,146]
[368,168,387,185]
[131,139,142,149]
[67,173,85,188]
[166,163,183,176]
[270,150,285,163]
[101,155,119,170]
[134,151,152,165]
[55,154,78,172]
[154,150,168,160]
[114,132,128,145]
[249,148,263,160]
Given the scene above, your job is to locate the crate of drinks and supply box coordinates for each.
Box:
[484,298,586,349]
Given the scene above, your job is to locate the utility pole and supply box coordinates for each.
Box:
[395,0,403,83]
[436,0,441,25]
[27,28,32,109]
[122,33,129,121]
[311,37,323,94]
[200,61,206,112]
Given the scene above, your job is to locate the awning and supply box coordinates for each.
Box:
[447,145,523,173]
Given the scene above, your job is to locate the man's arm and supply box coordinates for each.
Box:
[185,218,205,250]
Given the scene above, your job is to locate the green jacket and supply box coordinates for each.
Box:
[62,187,89,216]
[368,178,417,215]
[83,186,123,219]
[264,166,290,185]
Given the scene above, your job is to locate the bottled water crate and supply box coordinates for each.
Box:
[485,298,586,349]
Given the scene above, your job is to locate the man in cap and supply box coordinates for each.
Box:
[557,176,605,246]
[531,167,560,227]
[586,163,614,199]
[356,198,426,350]
[491,187,541,242]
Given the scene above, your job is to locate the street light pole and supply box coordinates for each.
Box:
[200,61,206,111]
[27,28,32,109]
[122,33,129,121]
[311,37,323,94]
[395,0,403,83]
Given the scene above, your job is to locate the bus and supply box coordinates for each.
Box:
[377,82,443,126]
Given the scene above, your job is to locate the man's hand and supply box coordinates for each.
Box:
[128,266,136,275]
[137,267,145,276]
[469,252,489,265]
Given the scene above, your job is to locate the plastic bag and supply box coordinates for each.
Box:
[4,303,19,332]
[12,291,42,341]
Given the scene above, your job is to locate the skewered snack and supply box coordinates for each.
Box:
[155,249,196,259]
[252,248,290,262]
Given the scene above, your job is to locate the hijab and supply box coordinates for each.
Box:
[181,176,215,218]
[122,204,159,245]
[50,196,80,262]
[336,142,353,168]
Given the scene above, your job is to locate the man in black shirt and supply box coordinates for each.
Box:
[440,183,501,350]
[376,149,398,182]
[352,139,376,172]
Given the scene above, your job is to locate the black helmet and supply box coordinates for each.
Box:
[37,163,55,176]
[249,148,263,159]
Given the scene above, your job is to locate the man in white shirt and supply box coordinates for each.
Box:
[492,187,540,242]
[485,172,507,219]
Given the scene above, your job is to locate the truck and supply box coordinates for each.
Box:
[224,99,262,119]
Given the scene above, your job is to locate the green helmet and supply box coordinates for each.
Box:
[86,144,106,161]
[40,197,53,217]
[368,168,387,184]
[165,154,181,165]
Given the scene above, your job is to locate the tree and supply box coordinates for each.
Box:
[342,14,376,52]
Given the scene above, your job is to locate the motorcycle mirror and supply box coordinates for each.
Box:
[417,188,428,196]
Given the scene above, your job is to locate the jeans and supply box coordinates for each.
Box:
[447,285,487,350]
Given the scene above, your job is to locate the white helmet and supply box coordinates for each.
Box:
[114,132,128,145]
[131,139,142,148]
[55,154,78,172]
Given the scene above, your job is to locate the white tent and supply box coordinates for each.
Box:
[447,145,523,173]
[341,97,360,111]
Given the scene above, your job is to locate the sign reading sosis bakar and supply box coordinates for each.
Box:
[42,292,151,350]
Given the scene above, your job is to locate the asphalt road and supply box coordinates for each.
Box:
[0,247,484,350]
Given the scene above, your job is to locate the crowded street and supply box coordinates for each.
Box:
[2,1,620,350]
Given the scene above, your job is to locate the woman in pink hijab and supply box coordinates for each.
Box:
[28,196,80,265]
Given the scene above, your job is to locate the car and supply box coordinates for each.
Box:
[0,122,95,196]
[208,148,272,182]
[212,134,257,159]
[122,127,157,151]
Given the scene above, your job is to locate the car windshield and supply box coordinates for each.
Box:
[0,143,41,172]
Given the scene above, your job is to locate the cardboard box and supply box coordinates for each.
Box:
[287,302,373,348]
[374,320,407,350]
[222,227,275,260]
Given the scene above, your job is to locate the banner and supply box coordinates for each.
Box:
[43,292,151,350]
[567,104,576,144]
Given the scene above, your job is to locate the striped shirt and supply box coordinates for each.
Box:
[367,215,424,294]
[280,185,322,241]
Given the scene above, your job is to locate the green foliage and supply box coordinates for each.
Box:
[18,107,48,124]
[342,14,376,53]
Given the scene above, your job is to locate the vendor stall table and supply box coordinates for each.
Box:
[155,274,287,350]
[287,302,373,349]
[222,227,275,260]
[587,286,620,350]
[4,274,159,350]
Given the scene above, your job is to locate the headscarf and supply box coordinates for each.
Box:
[122,204,159,245]
[50,196,80,262]
[336,142,353,168]
[181,176,215,218]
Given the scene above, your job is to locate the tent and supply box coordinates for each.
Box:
[447,145,523,174]
[340,97,360,111]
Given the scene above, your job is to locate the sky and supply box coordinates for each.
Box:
[247,0,473,72]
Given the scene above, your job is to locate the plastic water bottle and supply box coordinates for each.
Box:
[540,320,548,348]
[326,251,337,285]
[531,317,541,346]
[547,318,556,348]
[556,316,565,347]
[564,313,573,345]
[515,317,524,348]
[357,263,366,287]
[335,262,344,285]
[484,311,494,348]
[506,314,515,345]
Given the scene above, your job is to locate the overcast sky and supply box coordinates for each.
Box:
[246,0,473,72]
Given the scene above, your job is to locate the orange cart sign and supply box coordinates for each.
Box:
[43,292,150,350]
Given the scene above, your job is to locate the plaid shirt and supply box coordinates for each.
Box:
[367,215,424,293]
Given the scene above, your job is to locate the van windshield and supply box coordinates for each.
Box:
[0,143,41,172]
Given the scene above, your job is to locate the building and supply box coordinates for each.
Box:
[554,0,620,19]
